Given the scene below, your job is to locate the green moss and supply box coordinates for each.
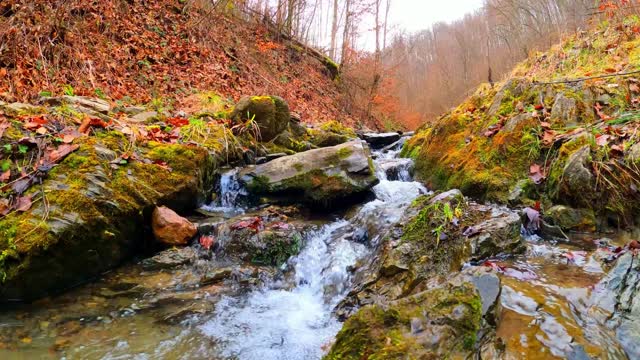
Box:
[247,175,272,193]
[326,283,482,359]
[251,232,301,266]
[336,147,353,159]
[319,120,357,138]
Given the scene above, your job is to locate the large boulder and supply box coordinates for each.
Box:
[231,95,290,142]
[240,140,378,207]
[337,190,523,316]
[0,135,219,302]
[327,269,501,359]
[151,206,197,246]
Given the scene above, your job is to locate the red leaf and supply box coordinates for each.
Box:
[596,134,611,147]
[542,130,556,145]
[15,196,32,212]
[529,163,546,184]
[534,104,544,110]
[46,144,79,163]
[153,160,172,172]
[0,170,10,182]
[199,235,215,250]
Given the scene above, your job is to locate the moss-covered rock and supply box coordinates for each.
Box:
[326,281,483,359]
[240,141,377,208]
[544,205,597,232]
[216,219,303,267]
[402,21,640,224]
[337,190,522,317]
[231,95,290,142]
[0,134,218,302]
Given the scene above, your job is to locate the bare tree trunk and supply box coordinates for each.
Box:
[330,0,339,60]
[341,0,351,66]
[383,0,391,49]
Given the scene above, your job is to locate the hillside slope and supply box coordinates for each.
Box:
[0,0,354,126]
[403,17,640,229]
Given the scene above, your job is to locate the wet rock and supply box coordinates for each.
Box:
[469,207,523,261]
[240,140,378,207]
[590,252,640,359]
[152,206,197,246]
[327,281,484,359]
[550,93,578,126]
[339,192,523,316]
[216,217,303,266]
[141,247,197,270]
[359,132,401,149]
[544,205,596,232]
[0,137,219,302]
[200,267,234,285]
[456,267,501,318]
[375,158,414,181]
[231,95,290,141]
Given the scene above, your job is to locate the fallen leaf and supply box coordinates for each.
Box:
[604,68,618,73]
[199,235,215,250]
[36,127,48,135]
[529,163,546,184]
[596,134,611,147]
[523,207,541,232]
[0,170,10,182]
[15,196,32,212]
[46,144,79,163]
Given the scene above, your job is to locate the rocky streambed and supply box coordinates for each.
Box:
[0,132,639,360]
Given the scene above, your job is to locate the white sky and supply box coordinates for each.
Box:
[359,0,484,50]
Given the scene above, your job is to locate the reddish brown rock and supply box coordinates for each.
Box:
[152,206,197,246]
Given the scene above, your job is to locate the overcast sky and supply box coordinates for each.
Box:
[358,0,484,50]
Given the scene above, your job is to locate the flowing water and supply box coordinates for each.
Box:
[0,139,635,359]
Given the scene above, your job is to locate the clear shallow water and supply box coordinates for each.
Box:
[199,143,428,359]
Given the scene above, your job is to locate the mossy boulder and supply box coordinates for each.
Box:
[326,281,484,359]
[544,205,597,232]
[216,218,303,267]
[231,95,290,142]
[0,134,218,302]
[240,141,378,208]
[307,120,357,147]
[337,190,522,316]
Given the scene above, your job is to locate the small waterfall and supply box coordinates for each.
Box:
[199,141,429,359]
[200,168,247,213]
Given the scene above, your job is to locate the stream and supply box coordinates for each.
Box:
[0,138,635,359]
